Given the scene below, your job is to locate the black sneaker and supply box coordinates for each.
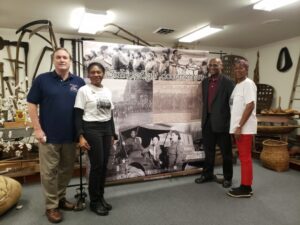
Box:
[227,185,253,198]
[231,185,253,195]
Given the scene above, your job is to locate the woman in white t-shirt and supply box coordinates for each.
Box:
[227,59,257,198]
[74,62,116,216]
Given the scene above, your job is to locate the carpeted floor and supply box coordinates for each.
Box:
[1,159,299,225]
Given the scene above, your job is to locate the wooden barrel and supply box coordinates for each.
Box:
[260,139,289,172]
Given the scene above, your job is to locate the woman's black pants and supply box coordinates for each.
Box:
[83,121,112,203]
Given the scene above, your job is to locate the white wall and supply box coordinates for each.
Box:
[245,36,300,110]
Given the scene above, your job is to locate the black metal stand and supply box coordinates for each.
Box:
[214,173,224,184]
[68,148,87,211]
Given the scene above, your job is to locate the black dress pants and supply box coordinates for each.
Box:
[202,117,233,181]
[83,121,113,203]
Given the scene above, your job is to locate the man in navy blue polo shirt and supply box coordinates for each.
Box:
[27,48,85,223]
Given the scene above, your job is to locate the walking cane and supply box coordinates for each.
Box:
[74,147,87,210]
[68,147,87,211]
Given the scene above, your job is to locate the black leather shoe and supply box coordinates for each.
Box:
[90,202,109,216]
[100,196,112,211]
[195,175,214,184]
[222,180,232,188]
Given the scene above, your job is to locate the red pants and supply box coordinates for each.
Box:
[236,134,253,186]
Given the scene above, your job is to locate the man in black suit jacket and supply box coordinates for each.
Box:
[195,58,234,188]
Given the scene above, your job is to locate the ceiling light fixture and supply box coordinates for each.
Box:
[70,8,114,34]
[178,25,223,43]
[253,0,299,11]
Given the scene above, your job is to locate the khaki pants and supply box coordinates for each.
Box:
[39,143,76,209]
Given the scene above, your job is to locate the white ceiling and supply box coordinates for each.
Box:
[1,0,300,49]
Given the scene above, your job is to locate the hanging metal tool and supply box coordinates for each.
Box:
[32,46,53,82]
[14,20,58,94]
[60,38,94,76]
[0,37,29,95]
[60,38,77,75]
[21,29,52,45]
[77,39,81,76]
[10,41,29,91]
[5,45,16,75]
[0,37,28,73]
[0,62,5,98]
[103,23,163,47]
[15,20,57,49]
[0,62,17,108]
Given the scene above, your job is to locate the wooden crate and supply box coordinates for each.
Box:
[0,126,34,141]
[0,159,39,178]
[3,121,32,128]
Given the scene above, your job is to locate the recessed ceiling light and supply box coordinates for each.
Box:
[179,25,223,43]
[70,8,114,34]
[253,0,299,11]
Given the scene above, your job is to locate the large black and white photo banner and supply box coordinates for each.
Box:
[83,41,208,182]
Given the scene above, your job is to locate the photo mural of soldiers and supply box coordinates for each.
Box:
[83,41,208,182]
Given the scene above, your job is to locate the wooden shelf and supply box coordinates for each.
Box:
[290,157,300,170]
[0,161,86,184]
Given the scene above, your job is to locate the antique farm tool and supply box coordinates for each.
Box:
[15,20,58,92]
[0,62,17,108]
[104,23,157,46]
[0,37,28,77]
[32,46,53,81]
[0,62,4,98]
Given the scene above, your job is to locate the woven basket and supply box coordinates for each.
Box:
[260,139,289,172]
